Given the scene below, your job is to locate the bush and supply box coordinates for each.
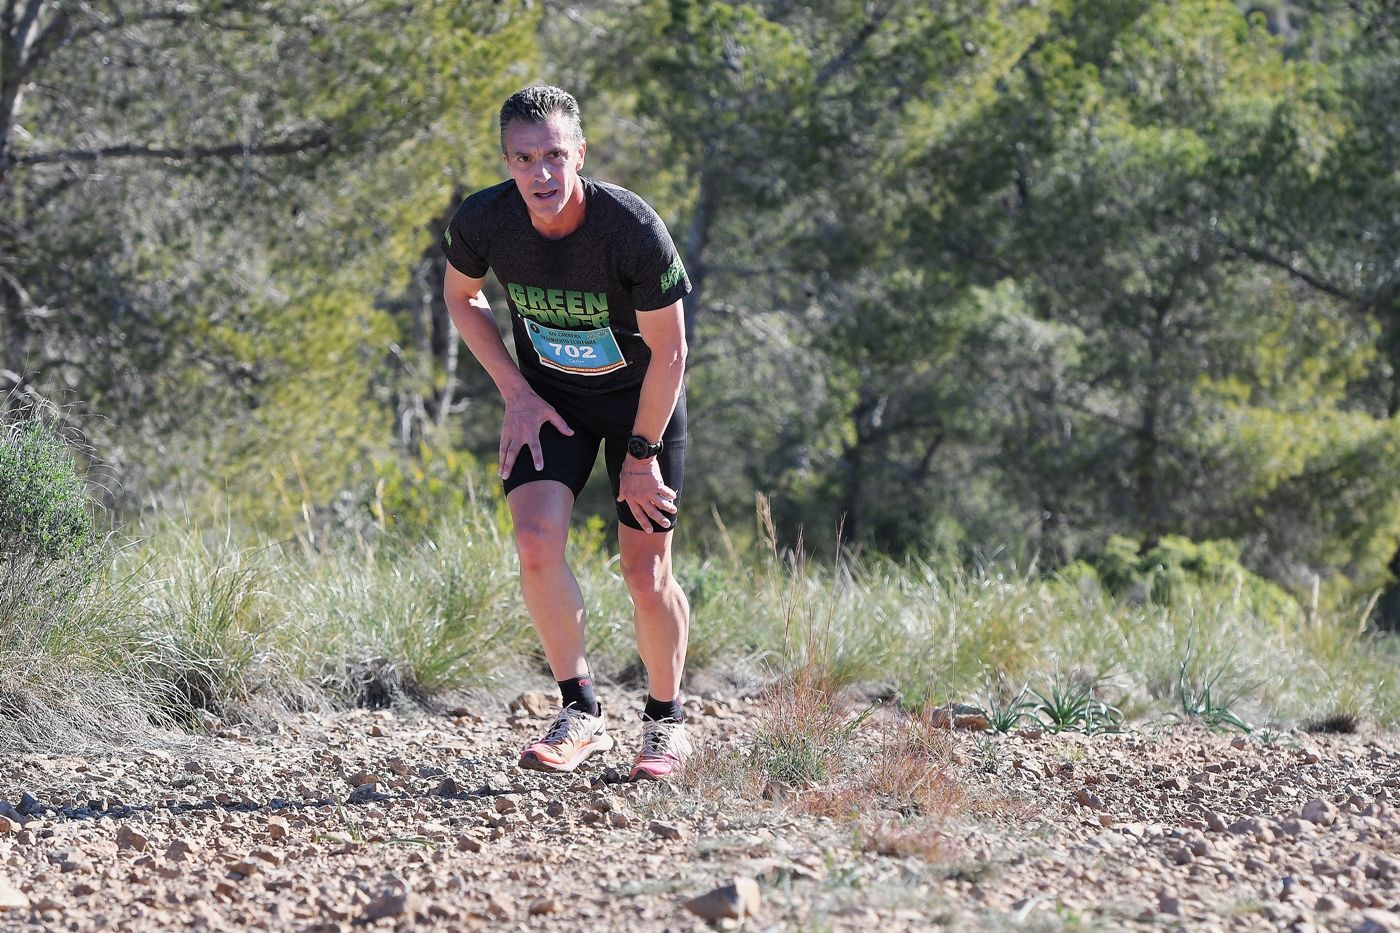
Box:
[0,417,95,562]
[1067,534,1300,620]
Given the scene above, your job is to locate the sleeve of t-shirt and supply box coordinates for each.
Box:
[440,196,490,278]
[627,205,692,313]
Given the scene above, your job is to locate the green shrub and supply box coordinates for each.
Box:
[1073,534,1300,620]
[0,417,95,562]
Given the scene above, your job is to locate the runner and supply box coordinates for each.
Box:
[440,86,694,780]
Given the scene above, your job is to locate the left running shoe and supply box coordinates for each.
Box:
[518,705,615,774]
[629,718,693,781]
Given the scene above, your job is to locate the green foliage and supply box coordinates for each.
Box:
[1177,659,1252,732]
[980,684,1038,735]
[0,418,95,562]
[368,443,499,541]
[1028,675,1125,735]
[1071,534,1300,619]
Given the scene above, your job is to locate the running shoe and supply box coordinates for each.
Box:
[629,718,693,781]
[518,705,614,774]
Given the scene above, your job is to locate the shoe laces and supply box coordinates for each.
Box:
[639,719,687,760]
[542,706,596,745]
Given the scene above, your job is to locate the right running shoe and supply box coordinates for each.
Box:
[518,705,614,774]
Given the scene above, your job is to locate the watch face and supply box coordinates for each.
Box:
[627,437,648,458]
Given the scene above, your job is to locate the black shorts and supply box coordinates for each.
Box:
[501,380,687,531]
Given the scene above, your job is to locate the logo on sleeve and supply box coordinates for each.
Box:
[661,255,686,293]
[443,226,452,247]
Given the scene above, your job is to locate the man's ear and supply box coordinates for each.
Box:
[577,139,587,169]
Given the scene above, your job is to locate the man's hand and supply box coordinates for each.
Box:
[618,457,677,533]
[500,391,574,479]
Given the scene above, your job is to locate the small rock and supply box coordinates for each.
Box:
[16,794,41,816]
[265,816,290,840]
[0,817,17,835]
[1204,810,1229,832]
[1352,910,1400,933]
[927,704,991,731]
[761,781,792,802]
[1075,788,1105,810]
[545,800,566,817]
[455,835,482,853]
[165,839,197,862]
[494,797,517,815]
[1158,895,1183,916]
[249,848,282,867]
[528,898,559,916]
[364,890,421,922]
[607,812,630,829]
[0,877,28,911]
[431,778,461,797]
[347,784,381,804]
[1301,798,1338,826]
[510,692,554,718]
[1315,894,1344,913]
[484,891,515,920]
[649,821,685,841]
[115,825,148,852]
[1227,817,1276,842]
[345,771,381,788]
[1157,776,1189,792]
[684,877,762,921]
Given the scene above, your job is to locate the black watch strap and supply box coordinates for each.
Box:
[627,434,664,460]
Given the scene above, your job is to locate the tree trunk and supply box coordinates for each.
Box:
[682,169,714,354]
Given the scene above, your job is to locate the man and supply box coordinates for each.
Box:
[440,86,693,780]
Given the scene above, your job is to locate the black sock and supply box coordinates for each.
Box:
[643,694,684,723]
[558,675,599,716]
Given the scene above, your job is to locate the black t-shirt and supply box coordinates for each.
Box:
[441,177,692,396]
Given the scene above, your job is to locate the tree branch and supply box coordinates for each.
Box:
[4,129,334,168]
[1223,237,1361,304]
[814,1,895,88]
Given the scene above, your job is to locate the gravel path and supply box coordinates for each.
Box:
[1,687,1397,931]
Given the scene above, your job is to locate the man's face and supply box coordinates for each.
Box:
[502,116,587,230]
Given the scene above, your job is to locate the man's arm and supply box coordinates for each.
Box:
[443,263,573,478]
[617,299,687,532]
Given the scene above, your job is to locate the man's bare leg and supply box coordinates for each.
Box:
[507,481,588,680]
[618,525,689,701]
[620,525,692,779]
[510,481,614,774]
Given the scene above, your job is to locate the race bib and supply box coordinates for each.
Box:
[525,321,627,375]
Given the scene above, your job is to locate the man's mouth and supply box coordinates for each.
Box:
[532,189,559,202]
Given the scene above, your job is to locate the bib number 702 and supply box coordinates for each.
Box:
[549,343,598,359]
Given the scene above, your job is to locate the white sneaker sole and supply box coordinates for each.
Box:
[518,733,615,773]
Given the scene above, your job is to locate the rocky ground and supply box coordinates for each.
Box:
[0,685,1397,932]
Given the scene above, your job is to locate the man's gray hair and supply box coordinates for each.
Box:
[499,85,584,153]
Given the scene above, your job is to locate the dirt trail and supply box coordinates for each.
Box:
[0,687,1397,931]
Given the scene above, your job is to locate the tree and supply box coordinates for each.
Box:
[1,0,535,519]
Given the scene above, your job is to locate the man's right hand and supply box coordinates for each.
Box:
[500,391,574,479]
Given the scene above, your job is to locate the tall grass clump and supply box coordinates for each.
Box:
[0,412,183,752]
[683,503,1400,729]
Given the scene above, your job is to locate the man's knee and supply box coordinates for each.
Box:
[620,550,673,604]
[514,519,567,575]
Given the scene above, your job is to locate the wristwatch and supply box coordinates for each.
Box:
[626,435,665,460]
